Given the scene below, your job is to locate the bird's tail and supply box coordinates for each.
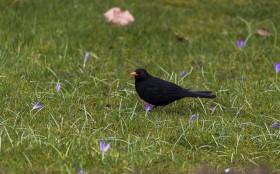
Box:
[185,90,216,99]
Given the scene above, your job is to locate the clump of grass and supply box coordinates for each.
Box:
[0,0,280,173]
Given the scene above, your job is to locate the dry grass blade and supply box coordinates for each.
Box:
[175,32,191,42]
[256,28,272,37]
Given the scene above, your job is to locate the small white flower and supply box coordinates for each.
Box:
[224,168,230,173]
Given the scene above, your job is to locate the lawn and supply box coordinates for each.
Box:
[0,0,280,173]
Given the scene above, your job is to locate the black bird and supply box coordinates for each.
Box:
[131,68,216,106]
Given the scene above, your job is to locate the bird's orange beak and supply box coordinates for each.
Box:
[131,72,138,76]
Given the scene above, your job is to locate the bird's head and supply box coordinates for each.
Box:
[131,68,150,81]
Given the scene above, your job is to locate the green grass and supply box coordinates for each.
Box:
[0,0,280,173]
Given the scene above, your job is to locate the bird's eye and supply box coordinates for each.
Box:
[141,71,145,76]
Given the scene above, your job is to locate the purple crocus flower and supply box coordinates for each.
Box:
[274,63,280,73]
[272,122,279,128]
[100,141,111,159]
[55,83,61,91]
[237,40,245,48]
[33,102,42,110]
[84,52,89,64]
[190,114,196,121]
[144,103,155,111]
[83,52,90,69]
[180,71,187,76]
[78,170,83,174]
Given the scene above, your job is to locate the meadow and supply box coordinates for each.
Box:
[0,0,280,173]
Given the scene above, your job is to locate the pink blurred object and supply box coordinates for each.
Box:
[103,7,135,26]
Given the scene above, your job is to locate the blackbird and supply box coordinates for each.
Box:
[131,68,216,106]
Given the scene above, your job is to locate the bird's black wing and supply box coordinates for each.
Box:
[162,83,186,94]
[142,77,185,95]
[135,75,190,106]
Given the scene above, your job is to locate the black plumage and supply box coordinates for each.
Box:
[131,68,216,106]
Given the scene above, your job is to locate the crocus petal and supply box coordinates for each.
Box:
[84,52,89,63]
[180,71,186,76]
[144,103,154,111]
[78,170,83,174]
[104,142,111,152]
[33,102,42,109]
[237,40,245,48]
[56,83,61,91]
[190,114,196,121]
[272,122,279,128]
[100,141,105,151]
[274,63,280,73]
